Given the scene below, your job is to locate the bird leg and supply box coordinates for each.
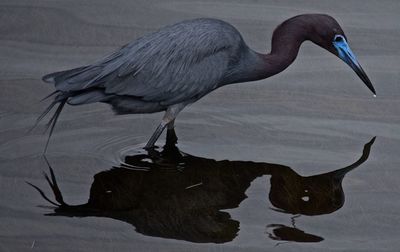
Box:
[144,104,184,150]
[144,122,167,150]
[165,119,178,147]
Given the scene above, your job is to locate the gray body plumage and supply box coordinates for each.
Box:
[45,18,251,114]
[40,14,374,150]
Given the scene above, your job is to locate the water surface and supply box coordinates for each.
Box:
[1,0,400,251]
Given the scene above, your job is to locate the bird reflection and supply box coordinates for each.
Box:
[30,137,375,244]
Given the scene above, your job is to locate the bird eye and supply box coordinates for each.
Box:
[334,35,344,42]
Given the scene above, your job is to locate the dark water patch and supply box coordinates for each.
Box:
[29,138,375,244]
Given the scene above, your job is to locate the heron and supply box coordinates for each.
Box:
[39,14,376,151]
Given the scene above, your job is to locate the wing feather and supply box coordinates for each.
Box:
[50,18,244,105]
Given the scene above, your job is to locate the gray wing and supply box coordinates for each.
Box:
[48,19,244,106]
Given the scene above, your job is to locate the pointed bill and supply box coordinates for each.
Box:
[333,35,376,95]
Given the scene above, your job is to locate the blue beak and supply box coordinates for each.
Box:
[333,35,376,95]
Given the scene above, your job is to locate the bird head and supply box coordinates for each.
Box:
[306,14,376,95]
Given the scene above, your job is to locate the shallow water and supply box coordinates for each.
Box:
[1,0,400,251]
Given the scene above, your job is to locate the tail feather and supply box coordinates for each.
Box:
[28,94,59,134]
[42,66,88,84]
[39,90,59,102]
[42,66,102,93]
[43,99,66,153]
[30,91,69,153]
[39,65,106,153]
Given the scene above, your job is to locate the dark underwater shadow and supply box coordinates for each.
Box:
[29,137,376,244]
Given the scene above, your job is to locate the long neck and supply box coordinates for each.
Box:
[243,17,310,82]
[221,17,310,85]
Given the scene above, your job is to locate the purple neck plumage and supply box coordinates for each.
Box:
[220,18,310,86]
[224,17,310,85]
[256,18,310,80]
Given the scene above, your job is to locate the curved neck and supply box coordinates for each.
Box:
[261,17,309,78]
[222,17,310,85]
[236,17,310,84]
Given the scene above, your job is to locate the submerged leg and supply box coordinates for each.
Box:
[166,119,178,147]
[144,105,184,149]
